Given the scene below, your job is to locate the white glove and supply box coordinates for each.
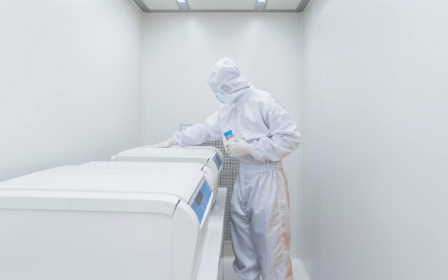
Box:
[225,139,254,158]
[142,137,174,149]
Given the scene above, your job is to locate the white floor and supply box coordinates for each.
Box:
[222,257,241,280]
[223,257,310,280]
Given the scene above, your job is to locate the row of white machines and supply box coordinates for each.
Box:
[0,146,224,280]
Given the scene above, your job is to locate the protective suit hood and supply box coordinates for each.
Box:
[207,57,252,104]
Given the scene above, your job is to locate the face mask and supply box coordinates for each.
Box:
[215,94,225,103]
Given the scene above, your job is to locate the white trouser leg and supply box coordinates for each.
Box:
[230,172,261,280]
[230,161,294,280]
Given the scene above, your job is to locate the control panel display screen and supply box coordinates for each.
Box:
[190,180,213,224]
[194,191,204,206]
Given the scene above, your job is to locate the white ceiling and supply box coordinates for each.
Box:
[137,0,306,12]
[267,0,301,10]
[188,0,255,10]
[142,0,179,10]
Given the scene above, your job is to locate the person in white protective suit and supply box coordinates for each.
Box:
[145,57,300,280]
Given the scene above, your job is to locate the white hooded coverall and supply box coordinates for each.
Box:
[173,58,300,280]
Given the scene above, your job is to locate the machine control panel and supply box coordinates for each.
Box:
[191,179,212,224]
[212,154,222,171]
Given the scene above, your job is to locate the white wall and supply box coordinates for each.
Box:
[0,0,142,182]
[141,13,304,258]
[392,1,448,279]
[302,0,448,279]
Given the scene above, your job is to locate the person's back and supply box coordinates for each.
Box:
[217,88,299,164]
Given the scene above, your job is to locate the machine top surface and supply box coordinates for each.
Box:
[117,146,218,158]
[0,161,205,203]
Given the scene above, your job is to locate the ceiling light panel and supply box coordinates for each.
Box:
[188,0,255,10]
[266,0,301,10]
[142,0,180,10]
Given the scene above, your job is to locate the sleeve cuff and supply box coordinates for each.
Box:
[172,131,183,147]
[250,140,265,162]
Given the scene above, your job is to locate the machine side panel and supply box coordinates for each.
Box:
[173,201,200,280]
[0,210,173,280]
[191,188,215,280]
[0,192,179,215]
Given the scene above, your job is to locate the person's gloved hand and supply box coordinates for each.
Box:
[225,139,254,158]
[142,137,174,149]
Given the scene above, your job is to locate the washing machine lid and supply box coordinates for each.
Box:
[0,162,205,214]
[117,146,218,159]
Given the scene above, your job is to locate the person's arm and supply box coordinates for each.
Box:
[172,110,221,147]
[251,101,301,162]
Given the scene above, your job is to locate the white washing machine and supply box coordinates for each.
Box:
[112,146,223,178]
[0,161,218,280]
[112,146,223,205]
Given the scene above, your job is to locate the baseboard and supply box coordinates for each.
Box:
[291,257,311,280]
